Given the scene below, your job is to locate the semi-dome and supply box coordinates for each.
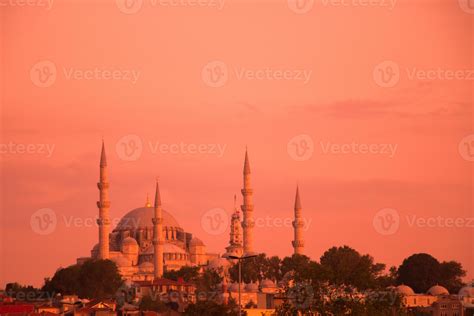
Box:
[459,284,474,297]
[138,261,154,273]
[112,255,131,267]
[427,285,449,296]
[190,237,205,247]
[245,282,259,293]
[163,243,186,254]
[395,284,415,296]
[114,207,181,230]
[208,258,231,270]
[229,283,245,292]
[261,279,276,289]
[122,237,138,246]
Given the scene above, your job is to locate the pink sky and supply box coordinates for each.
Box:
[1,0,473,288]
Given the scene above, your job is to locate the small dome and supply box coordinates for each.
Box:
[92,243,99,250]
[229,283,245,293]
[138,261,154,273]
[112,255,131,267]
[208,258,231,270]
[396,284,415,296]
[261,279,276,289]
[190,237,205,247]
[427,285,449,296]
[459,284,474,298]
[122,237,138,246]
[245,282,259,293]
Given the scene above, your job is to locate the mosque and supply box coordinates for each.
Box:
[77,142,305,282]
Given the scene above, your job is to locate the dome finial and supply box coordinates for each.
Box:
[145,193,152,207]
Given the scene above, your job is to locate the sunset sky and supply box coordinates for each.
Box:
[1,0,473,288]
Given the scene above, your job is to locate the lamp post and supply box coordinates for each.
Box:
[226,252,259,316]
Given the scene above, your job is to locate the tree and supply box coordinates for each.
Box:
[43,264,81,296]
[42,259,123,299]
[183,300,241,316]
[320,246,385,290]
[397,254,466,294]
[139,295,170,312]
[439,261,466,293]
[164,266,200,282]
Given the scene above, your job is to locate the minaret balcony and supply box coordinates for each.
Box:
[152,218,164,225]
[97,201,111,208]
[97,218,111,225]
[292,240,305,247]
[97,183,110,190]
[292,220,305,228]
[241,189,253,194]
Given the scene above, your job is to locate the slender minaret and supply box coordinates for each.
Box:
[97,141,110,259]
[152,180,164,278]
[241,148,255,254]
[225,195,243,257]
[292,185,305,255]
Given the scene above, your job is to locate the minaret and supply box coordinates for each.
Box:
[152,180,164,278]
[292,185,304,255]
[241,148,255,254]
[97,141,110,260]
[225,195,243,257]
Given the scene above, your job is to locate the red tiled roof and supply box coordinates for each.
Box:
[0,304,35,314]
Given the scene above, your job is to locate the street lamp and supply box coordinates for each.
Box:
[224,251,259,316]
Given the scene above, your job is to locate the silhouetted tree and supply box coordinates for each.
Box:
[397,253,465,293]
[42,259,122,299]
[319,246,385,290]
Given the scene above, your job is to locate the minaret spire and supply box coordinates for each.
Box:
[292,185,304,255]
[152,179,164,278]
[97,140,110,259]
[241,148,255,254]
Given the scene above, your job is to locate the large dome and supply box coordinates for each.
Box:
[427,285,449,296]
[114,207,181,230]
